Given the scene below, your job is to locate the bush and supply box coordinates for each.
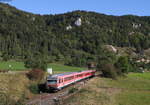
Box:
[96,49,117,71]
[26,69,45,80]
[79,88,91,93]
[101,64,117,79]
[96,49,119,79]
[115,56,130,73]
[69,87,78,94]
[29,84,39,94]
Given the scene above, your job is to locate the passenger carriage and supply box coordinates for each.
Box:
[46,70,96,90]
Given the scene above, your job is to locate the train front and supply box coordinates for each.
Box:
[46,76,59,90]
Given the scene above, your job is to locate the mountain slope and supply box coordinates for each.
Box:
[0,3,150,66]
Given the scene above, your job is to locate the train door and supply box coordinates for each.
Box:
[58,78,64,88]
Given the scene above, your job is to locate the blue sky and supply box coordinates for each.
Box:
[5,0,150,16]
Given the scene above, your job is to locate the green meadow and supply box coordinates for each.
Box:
[0,61,26,70]
[115,73,150,105]
[102,72,150,90]
[0,61,86,73]
[48,63,86,73]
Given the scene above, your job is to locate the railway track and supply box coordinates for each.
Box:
[26,77,93,105]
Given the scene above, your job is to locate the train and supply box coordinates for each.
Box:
[46,70,96,90]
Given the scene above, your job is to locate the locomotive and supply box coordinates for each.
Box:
[46,70,96,90]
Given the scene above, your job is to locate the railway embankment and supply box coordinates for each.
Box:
[26,77,91,105]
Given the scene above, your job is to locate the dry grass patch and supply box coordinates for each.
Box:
[0,73,31,101]
[62,77,119,105]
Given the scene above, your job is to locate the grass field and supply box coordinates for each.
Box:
[48,63,86,73]
[115,73,150,105]
[63,73,150,105]
[0,61,26,70]
[102,72,150,90]
[0,61,86,73]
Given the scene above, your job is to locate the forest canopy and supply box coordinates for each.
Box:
[0,3,150,67]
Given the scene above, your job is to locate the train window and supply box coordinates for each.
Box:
[85,73,90,76]
[77,74,82,77]
[47,80,57,84]
[64,76,74,81]
[64,78,68,81]
[64,78,67,81]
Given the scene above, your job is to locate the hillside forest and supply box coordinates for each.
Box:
[0,3,150,69]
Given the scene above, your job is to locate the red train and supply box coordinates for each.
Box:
[46,70,96,90]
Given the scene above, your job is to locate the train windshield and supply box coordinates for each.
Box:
[47,80,57,84]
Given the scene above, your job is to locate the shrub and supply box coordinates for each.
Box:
[115,56,130,73]
[96,49,119,79]
[79,88,91,93]
[96,49,117,71]
[26,69,45,80]
[69,87,78,94]
[101,64,117,79]
[29,84,39,94]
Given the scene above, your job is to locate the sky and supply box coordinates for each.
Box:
[4,0,150,16]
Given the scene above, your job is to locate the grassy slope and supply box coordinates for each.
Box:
[63,73,150,105]
[0,73,30,101]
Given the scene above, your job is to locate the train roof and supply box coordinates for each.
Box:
[52,72,77,77]
[47,72,77,79]
[47,70,95,80]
